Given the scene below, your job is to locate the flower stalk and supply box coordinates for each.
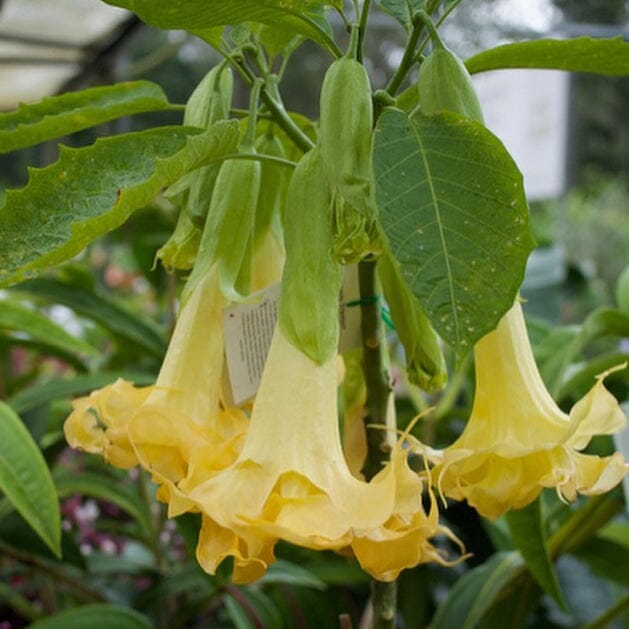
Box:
[358,258,397,629]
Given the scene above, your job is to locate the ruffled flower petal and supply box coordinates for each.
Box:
[187,327,456,583]
[64,378,151,469]
[427,301,627,519]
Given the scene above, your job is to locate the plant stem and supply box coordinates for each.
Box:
[370,580,397,629]
[260,84,314,153]
[220,50,315,154]
[219,152,297,170]
[358,260,393,480]
[358,260,396,628]
[357,0,372,63]
[384,16,423,97]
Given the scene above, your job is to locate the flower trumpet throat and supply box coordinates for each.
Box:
[428,300,627,520]
[189,327,459,583]
[64,219,284,517]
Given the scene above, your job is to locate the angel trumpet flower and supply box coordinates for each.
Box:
[429,300,627,520]
[64,260,250,514]
[186,326,457,583]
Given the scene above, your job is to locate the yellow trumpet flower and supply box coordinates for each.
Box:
[64,378,151,469]
[428,300,627,520]
[64,261,249,515]
[64,218,285,517]
[186,327,457,583]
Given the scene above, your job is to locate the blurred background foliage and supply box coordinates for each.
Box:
[0,0,628,627]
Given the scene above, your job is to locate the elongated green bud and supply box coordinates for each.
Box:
[196,80,263,302]
[155,204,201,272]
[254,129,287,247]
[279,147,342,364]
[416,14,484,123]
[318,37,381,263]
[167,64,234,227]
[379,247,447,392]
[187,157,259,302]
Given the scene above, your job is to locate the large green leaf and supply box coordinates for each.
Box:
[374,107,535,354]
[505,500,565,607]
[0,298,96,357]
[0,401,60,556]
[432,551,524,629]
[103,0,340,56]
[28,605,152,629]
[0,120,240,288]
[466,37,629,76]
[8,371,154,415]
[0,81,172,154]
[14,276,167,358]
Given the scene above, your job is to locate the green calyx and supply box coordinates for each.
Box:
[415,13,484,123]
[279,147,342,364]
[378,246,447,392]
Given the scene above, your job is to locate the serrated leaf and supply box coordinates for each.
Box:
[28,604,153,629]
[0,120,240,288]
[8,371,154,415]
[54,470,152,533]
[466,37,629,76]
[0,297,96,357]
[0,401,60,556]
[505,500,565,607]
[103,0,339,56]
[432,551,524,629]
[0,81,172,154]
[374,107,535,354]
[13,276,167,358]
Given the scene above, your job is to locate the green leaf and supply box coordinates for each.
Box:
[254,5,333,57]
[0,401,60,556]
[0,120,240,287]
[54,470,153,533]
[572,536,629,587]
[8,371,154,415]
[374,107,535,354]
[136,563,216,612]
[0,297,96,357]
[102,0,340,56]
[0,81,172,154]
[556,352,629,405]
[537,307,629,397]
[13,276,167,358]
[505,500,565,607]
[432,551,524,629]
[259,559,327,590]
[28,604,153,629]
[375,0,425,30]
[466,37,629,76]
[224,593,256,629]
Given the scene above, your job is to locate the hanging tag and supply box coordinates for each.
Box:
[222,282,280,406]
[223,265,364,405]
